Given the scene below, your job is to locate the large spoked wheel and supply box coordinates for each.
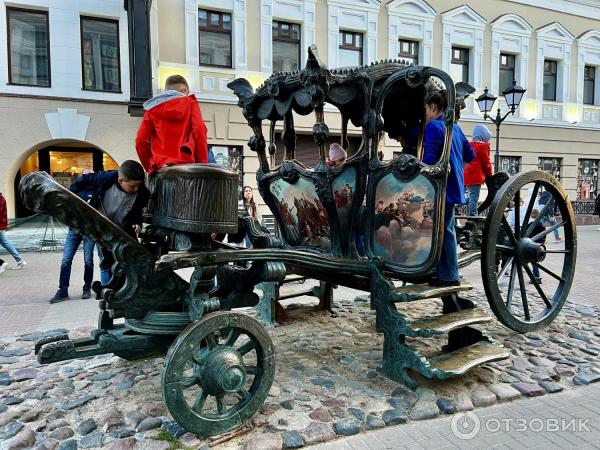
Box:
[161,312,275,436]
[482,171,577,333]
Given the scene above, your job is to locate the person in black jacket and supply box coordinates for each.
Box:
[69,160,149,285]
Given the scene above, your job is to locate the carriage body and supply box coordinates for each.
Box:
[20,45,577,438]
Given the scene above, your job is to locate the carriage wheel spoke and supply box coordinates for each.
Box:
[192,346,210,365]
[516,264,530,321]
[244,365,261,376]
[531,221,566,242]
[205,332,218,349]
[533,263,565,282]
[523,265,552,309]
[237,339,257,356]
[498,256,514,280]
[514,190,521,238]
[525,199,555,236]
[180,376,197,389]
[496,244,515,253]
[521,182,540,231]
[506,261,517,309]
[545,250,571,254]
[192,390,208,413]
[236,388,251,402]
[226,328,242,347]
[216,396,227,415]
[501,217,518,246]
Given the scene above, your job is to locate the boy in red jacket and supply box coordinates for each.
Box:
[135,75,208,174]
[464,124,494,216]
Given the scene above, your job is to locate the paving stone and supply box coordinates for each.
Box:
[488,383,522,401]
[332,418,361,436]
[573,368,600,385]
[528,357,554,368]
[471,388,497,407]
[47,420,69,432]
[279,399,294,410]
[243,432,282,450]
[308,407,332,422]
[0,422,24,441]
[281,430,304,449]
[309,378,334,389]
[33,439,59,450]
[538,381,564,393]
[56,440,77,450]
[48,427,75,441]
[61,395,96,411]
[364,415,385,430]
[160,421,186,438]
[104,437,136,450]
[454,392,474,411]
[347,407,365,421]
[0,357,19,365]
[79,432,103,449]
[0,373,12,386]
[408,400,439,421]
[300,422,336,446]
[568,331,592,342]
[436,398,456,414]
[511,382,545,397]
[1,426,36,450]
[107,429,135,439]
[136,418,161,432]
[2,396,24,405]
[0,348,30,357]
[19,409,41,422]
[78,418,97,436]
[177,432,204,449]
[381,409,408,426]
[133,441,170,450]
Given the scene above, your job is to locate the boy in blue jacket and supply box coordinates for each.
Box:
[422,90,474,286]
[69,160,149,286]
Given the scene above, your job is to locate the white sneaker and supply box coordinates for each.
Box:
[596,227,600,231]
[0,262,7,274]
[12,260,27,270]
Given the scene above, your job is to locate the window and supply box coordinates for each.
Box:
[584,65,596,105]
[211,146,243,190]
[80,17,120,92]
[339,31,362,67]
[198,9,232,68]
[398,39,418,65]
[272,21,300,73]
[577,159,599,200]
[499,156,520,176]
[543,60,558,101]
[7,8,50,86]
[499,53,515,94]
[538,157,562,181]
[450,47,469,83]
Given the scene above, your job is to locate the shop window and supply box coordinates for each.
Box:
[272,21,300,73]
[538,157,562,181]
[499,156,520,176]
[577,159,599,200]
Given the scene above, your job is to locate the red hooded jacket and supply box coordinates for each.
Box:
[464,141,493,186]
[135,93,208,174]
[0,193,7,231]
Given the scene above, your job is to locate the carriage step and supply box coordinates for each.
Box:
[282,275,307,284]
[429,341,510,376]
[407,309,492,335]
[278,287,317,300]
[394,281,473,302]
[457,250,480,268]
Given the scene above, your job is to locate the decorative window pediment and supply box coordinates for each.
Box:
[537,22,574,43]
[491,14,532,36]
[386,0,436,64]
[441,5,486,29]
[578,30,600,49]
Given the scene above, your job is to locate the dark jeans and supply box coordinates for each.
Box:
[466,184,481,216]
[59,228,95,293]
[436,205,459,282]
[97,247,113,286]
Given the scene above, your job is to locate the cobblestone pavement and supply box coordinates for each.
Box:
[0,226,599,449]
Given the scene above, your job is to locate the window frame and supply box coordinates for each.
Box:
[198,9,233,69]
[499,53,516,93]
[6,6,51,87]
[339,30,363,66]
[272,20,301,73]
[538,157,562,181]
[79,15,122,93]
[450,46,469,83]
[543,59,558,102]
[583,65,596,105]
[576,158,599,201]
[499,155,521,176]
[398,39,419,65]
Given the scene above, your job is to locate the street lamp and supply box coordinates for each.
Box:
[475,80,526,172]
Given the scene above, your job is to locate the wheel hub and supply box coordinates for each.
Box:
[202,346,246,395]
[517,237,546,264]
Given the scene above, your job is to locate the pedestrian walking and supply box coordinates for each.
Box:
[464,124,493,216]
[539,188,561,242]
[594,190,600,231]
[49,169,97,304]
[0,192,26,270]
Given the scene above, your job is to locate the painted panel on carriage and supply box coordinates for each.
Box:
[332,167,357,232]
[270,177,331,250]
[373,173,435,266]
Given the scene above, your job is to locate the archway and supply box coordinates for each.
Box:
[12,139,119,218]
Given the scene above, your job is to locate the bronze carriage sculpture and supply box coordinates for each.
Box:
[20,46,577,437]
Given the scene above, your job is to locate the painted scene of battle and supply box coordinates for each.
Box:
[269,177,331,250]
[332,167,357,233]
[372,173,435,266]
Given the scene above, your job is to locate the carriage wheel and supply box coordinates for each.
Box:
[481,171,576,333]
[161,311,275,436]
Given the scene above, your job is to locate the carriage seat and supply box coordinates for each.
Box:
[146,163,239,234]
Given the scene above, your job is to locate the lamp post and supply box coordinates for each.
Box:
[475,80,526,172]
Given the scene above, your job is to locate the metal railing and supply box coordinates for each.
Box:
[571,201,596,215]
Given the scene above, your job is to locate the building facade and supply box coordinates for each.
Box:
[1,0,600,218]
